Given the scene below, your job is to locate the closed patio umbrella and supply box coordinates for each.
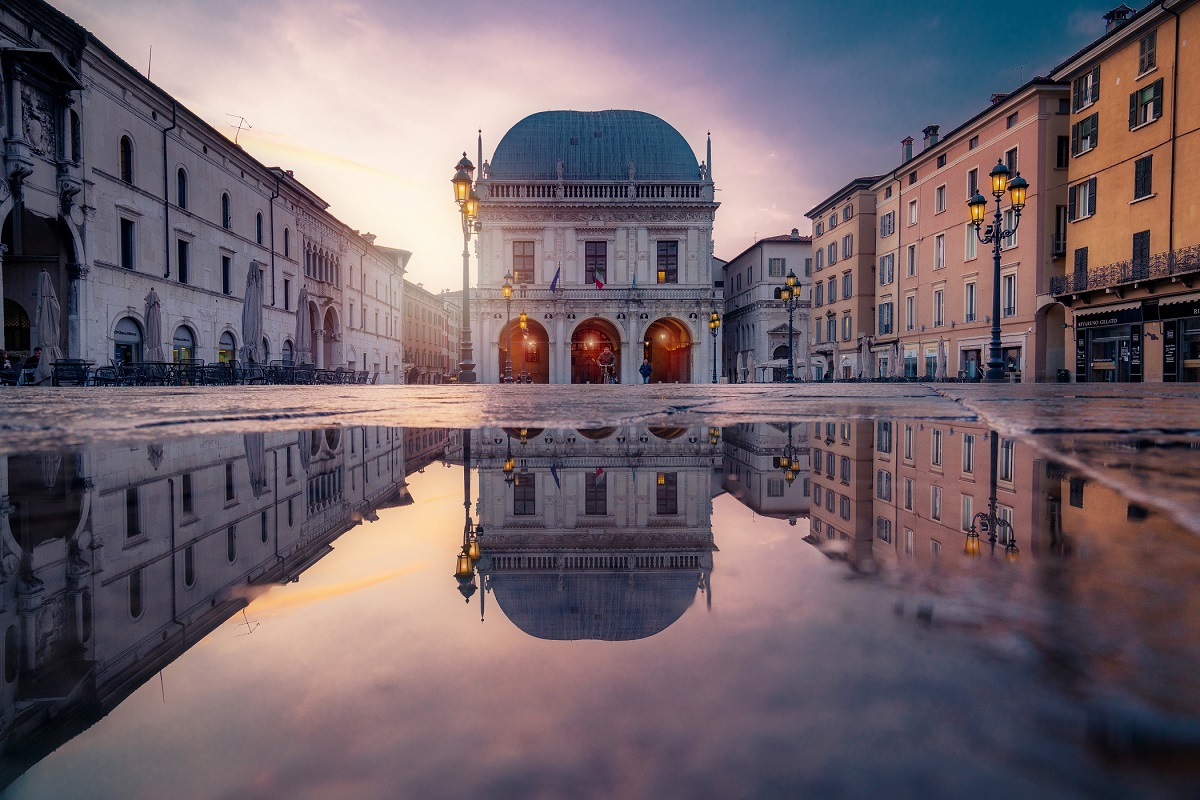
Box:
[735,352,745,383]
[936,337,948,381]
[33,270,62,384]
[241,262,264,364]
[144,288,165,361]
[859,337,874,379]
[746,351,756,384]
[294,285,311,365]
[244,432,268,498]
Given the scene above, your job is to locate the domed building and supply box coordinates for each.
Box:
[472,110,720,384]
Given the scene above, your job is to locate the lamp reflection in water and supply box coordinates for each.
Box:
[964,430,1018,561]
[454,428,485,602]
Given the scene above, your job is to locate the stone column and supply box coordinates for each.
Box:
[0,243,7,351]
[314,330,325,368]
[554,314,567,384]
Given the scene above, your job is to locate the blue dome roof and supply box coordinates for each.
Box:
[488,110,700,182]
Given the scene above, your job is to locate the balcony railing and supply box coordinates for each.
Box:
[478,286,718,302]
[482,180,711,202]
[1050,243,1200,296]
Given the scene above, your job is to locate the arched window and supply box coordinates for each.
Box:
[218,330,237,364]
[119,136,134,184]
[113,316,144,365]
[282,339,294,365]
[222,193,231,229]
[256,212,263,244]
[284,228,290,257]
[177,167,188,209]
[172,325,196,362]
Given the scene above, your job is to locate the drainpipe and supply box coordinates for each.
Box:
[162,102,177,278]
[269,174,280,306]
[1165,2,1180,256]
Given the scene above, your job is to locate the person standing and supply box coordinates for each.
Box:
[639,359,652,384]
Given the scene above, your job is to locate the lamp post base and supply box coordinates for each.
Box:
[458,363,477,384]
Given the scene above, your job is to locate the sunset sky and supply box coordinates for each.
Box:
[58,0,1111,292]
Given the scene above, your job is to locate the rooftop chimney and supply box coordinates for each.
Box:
[1104,4,1136,33]
[362,232,377,244]
[902,136,914,163]
[922,125,941,149]
[990,92,1010,105]
[790,227,800,240]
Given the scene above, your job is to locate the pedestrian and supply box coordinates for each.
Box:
[639,358,652,384]
[23,347,42,370]
[598,346,616,383]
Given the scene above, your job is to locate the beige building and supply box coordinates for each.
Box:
[402,279,454,383]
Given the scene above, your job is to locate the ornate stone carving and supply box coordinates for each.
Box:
[21,86,56,158]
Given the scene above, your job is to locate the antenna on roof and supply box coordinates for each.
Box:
[146,45,152,80]
[1011,62,1032,85]
[226,114,253,145]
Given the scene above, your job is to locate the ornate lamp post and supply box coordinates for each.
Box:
[968,161,1029,383]
[453,429,484,600]
[518,311,529,383]
[709,309,721,384]
[451,154,480,383]
[501,272,514,383]
[964,431,1018,561]
[780,269,798,383]
[775,421,799,486]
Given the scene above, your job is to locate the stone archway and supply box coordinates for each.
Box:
[321,306,340,368]
[570,317,622,384]
[1,210,75,357]
[643,318,692,383]
[498,316,550,383]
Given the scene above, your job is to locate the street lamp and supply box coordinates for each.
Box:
[775,421,799,486]
[501,272,513,383]
[968,160,1029,383]
[780,269,798,383]
[451,153,479,383]
[709,309,721,384]
[963,430,1018,561]
[518,311,528,383]
[453,428,481,601]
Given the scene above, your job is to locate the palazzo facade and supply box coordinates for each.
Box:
[472,110,720,384]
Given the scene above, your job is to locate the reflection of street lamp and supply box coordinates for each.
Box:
[451,154,480,383]
[518,311,528,383]
[709,309,721,384]
[453,429,482,600]
[968,161,1029,383]
[501,272,513,383]
[780,269,798,383]
[964,431,1018,561]
[503,436,515,485]
[775,421,798,485]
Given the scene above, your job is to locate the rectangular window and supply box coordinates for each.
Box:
[962,494,975,531]
[905,294,915,331]
[1069,477,1085,508]
[804,257,812,277]
[841,314,852,341]
[1071,112,1099,155]
[1057,136,1070,169]
[936,154,947,169]
[879,253,894,285]
[283,278,291,311]
[878,302,894,335]
[827,316,836,343]
[906,244,917,276]
[767,479,785,498]
[842,272,852,299]
[904,478,913,510]
[908,199,918,225]
[181,473,193,514]
[828,276,836,301]
[904,528,914,556]
[829,212,838,229]
[999,438,1015,482]
[840,455,850,484]
[1003,209,1019,249]
[1006,111,1018,129]
[768,257,785,277]
[935,184,946,213]
[962,433,975,474]
[1005,147,1018,175]
[880,211,895,237]
[932,429,943,467]
[842,234,853,259]
[812,484,823,505]
[931,486,942,520]
[964,281,977,322]
[934,234,945,269]
[1069,178,1097,221]
[120,218,136,270]
[1130,79,1164,128]
[1134,155,1154,199]
[876,517,893,543]
[933,288,944,327]
[1139,30,1157,75]
[839,495,850,520]
[967,168,978,199]
[965,222,977,261]
[814,282,823,307]
[513,241,535,283]
[1002,273,1017,317]
[126,487,140,539]
[585,471,607,515]
[514,473,536,515]
[877,421,892,454]
[585,241,607,285]
[968,135,979,150]
[815,248,824,271]
[908,171,917,186]
[827,242,838,266]
[657,241,678,283]
[177,239,190,285]
[877,470,893,501]
[222,256,232,295]
[656,472,678,514]
[1072,65,1100,112]
[843,205,853,221]
[815,221,823,236]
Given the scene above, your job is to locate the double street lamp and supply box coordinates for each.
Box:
[968,160,1029,383]
[963,431,1018,561]
[501,272,514,383]
[780,269,798,383]
[709,309,721,384]
[451,154,480,383]
[775,421,799,486]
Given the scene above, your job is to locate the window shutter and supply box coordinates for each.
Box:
[1071,123,1080,156]
[1139,37,1149,73]
[1087,178,1097,217]
[1090,66,1100,103]
[1152,78,1164,119]
[1068,185,1077,221]
[1143,156,1153,195]
[1130,91,1138,129]
[1091,114,1098,148]
[1072,78,1082,112]
[1074,247,1088,275]
[1134,160,1144,198]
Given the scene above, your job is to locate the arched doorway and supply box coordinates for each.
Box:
[5,298,31,353]
[571,318,621,384]
[643,318,692,383]
[282,339,294,365]
[499,316,550,383]
[218,330,237,363]
[172,325,196,362]
[2,211,74,359]
[1035,303,1068,382]
[113,316,143,364]
[322,307,339,368]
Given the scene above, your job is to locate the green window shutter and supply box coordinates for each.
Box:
[1068,184,1077,221]
[1088,178,1097,217]
[1130,91,1138,129]
[1152,78,1164,119]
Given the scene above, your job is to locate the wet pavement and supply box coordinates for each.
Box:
[0,385,1198,798]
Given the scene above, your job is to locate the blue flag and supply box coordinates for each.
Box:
[632,272,637,289]
[550,462,561,488]
[549,266,561,292]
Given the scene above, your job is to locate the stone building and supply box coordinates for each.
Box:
[471,110,720,384]
[721,230,812,382]
[0,0,406,381]
[402,279,454,383]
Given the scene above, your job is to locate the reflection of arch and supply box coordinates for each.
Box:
[643,318,692,383]
[324,428,341,452]
[577,427,617,441]
[501,427,544,444]
[571,317,621,384]
[648,426,687,441]
[498,317,550,383]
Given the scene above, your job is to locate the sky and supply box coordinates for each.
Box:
[57,0,1113,293]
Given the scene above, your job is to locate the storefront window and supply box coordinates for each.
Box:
[218,331,236,364]
[114,316,143,365]
[172,326,195,363]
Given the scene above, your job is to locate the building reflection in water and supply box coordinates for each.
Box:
[720,422,811,525]
[452,426,720,641]
[0,426,435,789]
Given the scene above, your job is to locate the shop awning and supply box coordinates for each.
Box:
[1075,300,1142,317]
[1160,291,1200,307]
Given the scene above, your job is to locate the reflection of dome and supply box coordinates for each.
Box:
[489,571,700,641]
[489,110,700,182]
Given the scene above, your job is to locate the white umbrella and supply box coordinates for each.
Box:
[735,352,745,383]
[746,351,756,383]
[33,270,62,384]
[936,337,948,381]
[241,262,264,364]
[859,338,874,379]
[244,433,268,498]
[144,288,165,361]
[294,285,310,364]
